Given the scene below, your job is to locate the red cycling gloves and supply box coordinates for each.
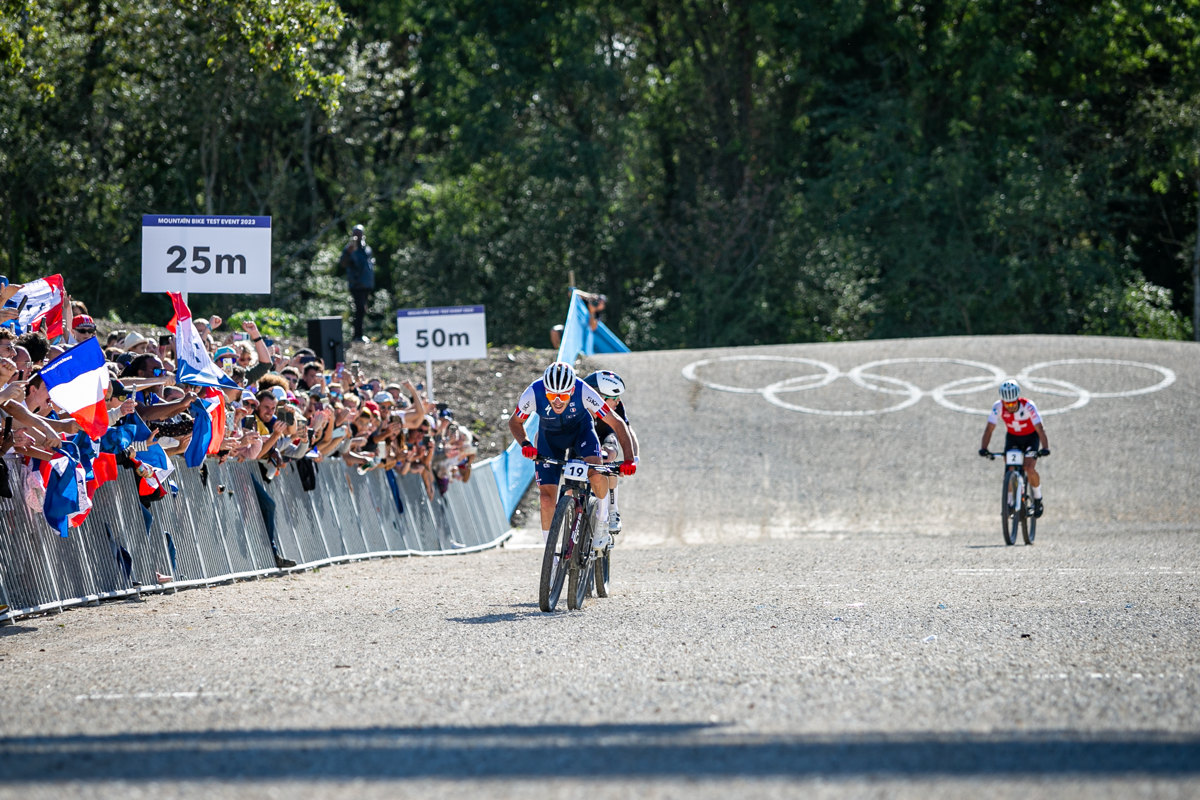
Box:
[521,440,538,459]
[620,460,637,476]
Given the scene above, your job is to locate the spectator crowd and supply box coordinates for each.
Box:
[0,274,478,549]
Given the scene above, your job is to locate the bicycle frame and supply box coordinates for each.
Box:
[542,457,619,563]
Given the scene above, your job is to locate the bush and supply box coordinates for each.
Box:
[227,308,300,338]
[1081,279,1194,340]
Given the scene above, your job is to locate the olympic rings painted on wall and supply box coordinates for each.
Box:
[681,355,1176,417]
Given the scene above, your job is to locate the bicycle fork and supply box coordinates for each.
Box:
[1007,468,1027,518]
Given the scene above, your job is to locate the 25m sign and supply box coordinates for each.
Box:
[141,215,272,294]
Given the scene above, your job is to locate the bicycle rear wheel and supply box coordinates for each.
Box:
[1001,471,1019,546]
[539,494,576,612]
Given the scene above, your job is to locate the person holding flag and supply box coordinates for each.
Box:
[1,274,65,338]
[32,337,110,438]
[165,293,239,467]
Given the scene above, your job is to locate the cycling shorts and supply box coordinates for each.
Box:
[535,425,601,486]
[1003,432,1040,455]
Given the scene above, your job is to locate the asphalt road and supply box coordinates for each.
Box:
[0,334,1197,799]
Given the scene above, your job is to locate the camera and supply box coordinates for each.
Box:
[159,334,173,346]
[280,409,296,426]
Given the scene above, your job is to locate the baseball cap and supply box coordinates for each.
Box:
[373,391,394,405]
[73,314,96,331]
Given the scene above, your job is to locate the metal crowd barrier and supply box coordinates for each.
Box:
[0,452,512,622]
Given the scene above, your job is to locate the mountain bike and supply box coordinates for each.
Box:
[986,448,1044,546]
[537,457,621,612]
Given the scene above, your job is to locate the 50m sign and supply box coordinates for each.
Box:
[141,215,272,294]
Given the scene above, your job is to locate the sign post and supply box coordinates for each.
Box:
[141,215,272,298]
[396,305,488,401]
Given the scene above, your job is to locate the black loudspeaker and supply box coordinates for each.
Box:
[307,317,344,367]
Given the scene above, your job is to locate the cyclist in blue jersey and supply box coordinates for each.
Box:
[508,361,636,550]
[584,369,638,539]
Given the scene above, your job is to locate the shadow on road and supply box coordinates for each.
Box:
[2,725,1197,781]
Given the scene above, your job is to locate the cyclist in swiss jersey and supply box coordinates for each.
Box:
[508,361,636,550]
[978,380,1051,517]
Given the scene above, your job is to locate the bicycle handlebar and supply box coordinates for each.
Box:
[534,456,623,475]
[984,449,1048,461]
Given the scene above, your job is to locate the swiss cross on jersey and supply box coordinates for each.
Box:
[989,397,1042,436]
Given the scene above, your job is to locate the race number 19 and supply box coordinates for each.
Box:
[141,215,272,294]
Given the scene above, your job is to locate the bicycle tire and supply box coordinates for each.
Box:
[1002,471,1019,546]
[1023,494,1037,545]
[569,551,594,610]
[539,494,576,612]
[567,499,595,611]
[595,547,611,597]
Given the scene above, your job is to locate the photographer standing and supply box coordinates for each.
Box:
[339,223,375,345]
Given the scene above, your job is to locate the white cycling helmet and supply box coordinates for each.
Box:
[999,380,1020,402]
[585,370,625,398]
[543,361,576,394]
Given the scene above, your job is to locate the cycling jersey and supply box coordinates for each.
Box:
[516,377,608,485]
[593,399,628,443]
[515,377,608,433]
[987,397,1042,436]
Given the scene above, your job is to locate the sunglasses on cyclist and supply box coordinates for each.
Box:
[602,394,620,401]
[545,391,573,403]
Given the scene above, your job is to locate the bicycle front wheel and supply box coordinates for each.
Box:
[567,505,595,611]
[539,494,576,612]
[594,547,611,597]
[1023,495,1037,545]
[568,549,595,611]
[1001,471,1019,546]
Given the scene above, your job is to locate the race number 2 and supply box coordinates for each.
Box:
[141,215,271,294]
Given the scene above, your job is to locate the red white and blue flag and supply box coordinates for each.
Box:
[167,293,239,391]
[7,274,65,338]
[39,337,111,438]
[183,388,226,467]
[42,444,87,537]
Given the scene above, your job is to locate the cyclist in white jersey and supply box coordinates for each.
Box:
[584,369,639,539]
[978,379,1051,517]
[509,361,636,550]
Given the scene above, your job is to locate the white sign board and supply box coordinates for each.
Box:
[141,215,272,294]
[396,305,488,362]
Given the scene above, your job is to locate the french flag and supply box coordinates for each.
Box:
[167,293,238,391]
[6,274,65,339]
[40,433,119,528]
[41,441,86,537]
[39,337,111,439]
[183,388,226,467]
[131,444,176,506]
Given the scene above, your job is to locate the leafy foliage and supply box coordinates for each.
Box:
[1,0,1197,345]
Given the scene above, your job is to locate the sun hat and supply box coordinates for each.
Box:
[123,331,149,349]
